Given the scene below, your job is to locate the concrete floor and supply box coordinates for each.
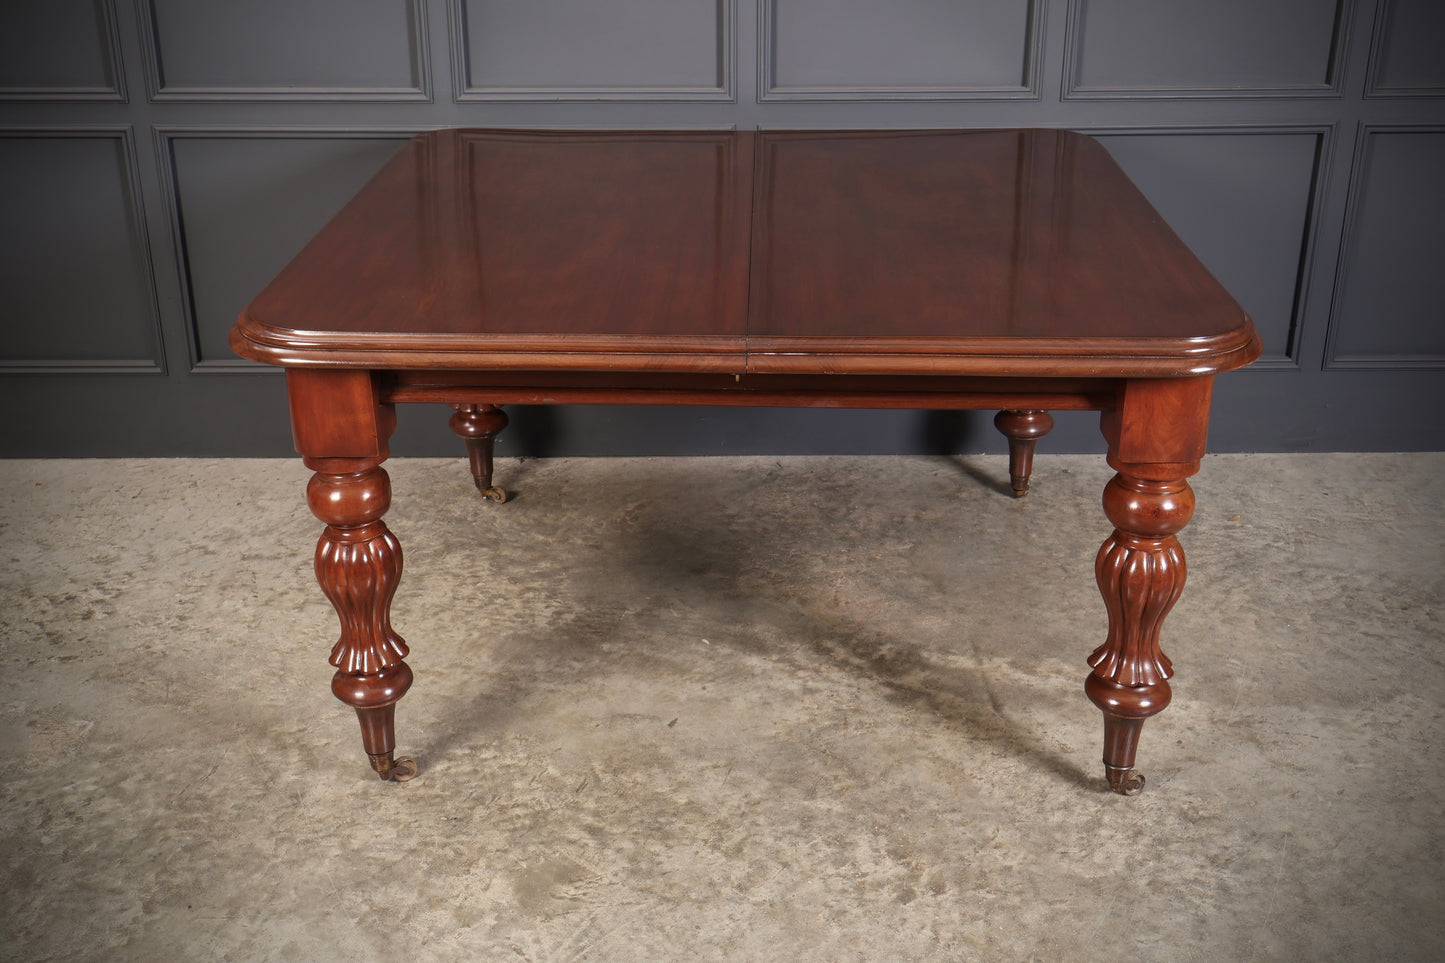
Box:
[0,453,1441,962]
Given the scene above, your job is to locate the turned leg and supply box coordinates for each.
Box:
[307,460,417,781]
[449,403,509,502]
[994,409,1053,497]
[1085,469,1194,795]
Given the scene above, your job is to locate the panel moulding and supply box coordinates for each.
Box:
[0,0,128,102]
[758,0,1043,101]
[450,0,735,102]
[1363,0,1445,99]
[1062,0,1353,100]
[1323,124,1445,369]
[138,0,431,102]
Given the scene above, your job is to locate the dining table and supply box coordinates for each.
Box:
[230,127,1261,795]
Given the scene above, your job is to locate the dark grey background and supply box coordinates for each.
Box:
[1,0,1441,457]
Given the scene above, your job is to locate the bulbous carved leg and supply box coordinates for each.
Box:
[1087,471,1194,795]
[994,409,1053,497]
[308,464,417,782]
[449,403,509,503]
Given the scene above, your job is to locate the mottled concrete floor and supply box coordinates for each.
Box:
[1,454,1441,962]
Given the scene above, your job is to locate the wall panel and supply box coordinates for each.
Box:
[1327,127,1445,367]
[453,0,732,100]
[0,129,160,371]
[158,131,414,368]
[1365,0,1445,96]
[0,0,125,101]
[761,0,1039,100]
[1066,0,1348,98]
[142,0,429,100]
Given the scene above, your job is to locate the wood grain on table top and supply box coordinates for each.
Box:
[232,128,1260,377]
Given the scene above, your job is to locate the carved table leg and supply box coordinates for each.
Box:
[1086,469,1194,794]
[994,409,1054,497]
[307,460,417,781]
[449,403,509,502]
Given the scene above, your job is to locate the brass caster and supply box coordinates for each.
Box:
[1105,765,1145,796]
[369,753,419,782]
[1010,483,1029,498]
[479,485,508,504]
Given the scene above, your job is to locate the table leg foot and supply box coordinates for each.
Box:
[1087,674,1169,795]
[994,409,1053,497]
[449,404,509,502]
[369,752,418,782]
[1087,470,1193,795]
[337,681,418,782]
[309,463,417,782]
[1104,765,1145,796]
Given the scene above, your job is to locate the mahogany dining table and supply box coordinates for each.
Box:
[230,128,1261,795]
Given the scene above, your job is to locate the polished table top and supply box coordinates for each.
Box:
[232,128,1259,378]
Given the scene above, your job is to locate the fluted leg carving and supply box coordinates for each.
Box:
[449,403,509,502]
[994,409,1053,497]
[1086,471,1194,795]
[307,464,416,781]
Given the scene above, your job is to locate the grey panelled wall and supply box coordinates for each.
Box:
[1,0,1442,456]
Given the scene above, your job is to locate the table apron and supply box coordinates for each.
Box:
[383,372,1120,411]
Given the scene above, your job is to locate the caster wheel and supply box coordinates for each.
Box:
[1106,766,1145,796]
[369,753,419,782]
[379,756,418,782]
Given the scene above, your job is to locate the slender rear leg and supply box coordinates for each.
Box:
[994,409,1054,497]
[449,403,509,503]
